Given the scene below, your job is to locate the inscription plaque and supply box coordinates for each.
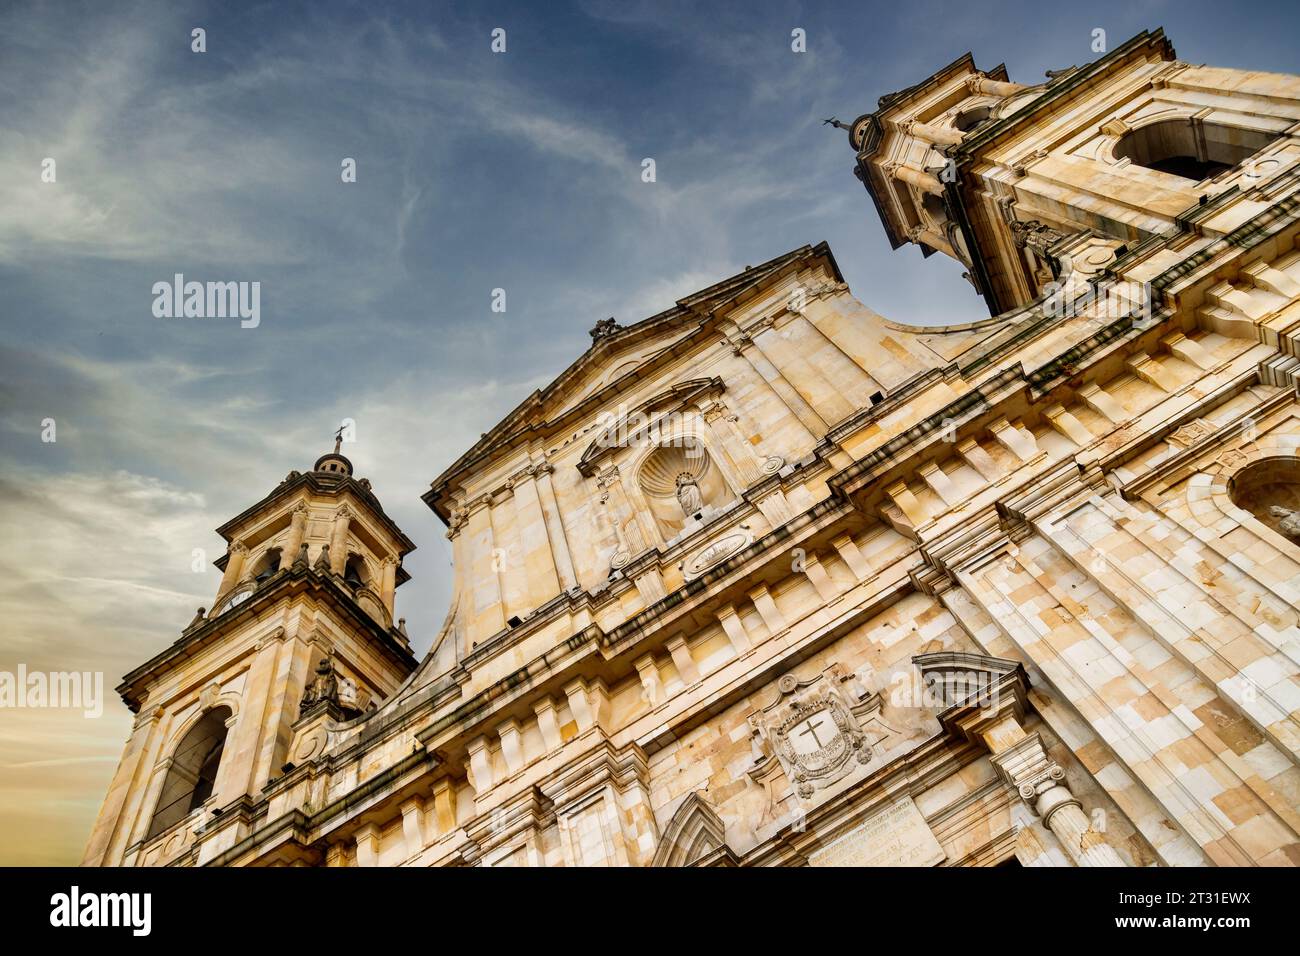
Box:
[808,796,945,868]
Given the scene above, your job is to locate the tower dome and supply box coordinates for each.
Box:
[313,432,353,477]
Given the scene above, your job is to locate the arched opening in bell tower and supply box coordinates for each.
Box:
[1115,118,1278,182]
[146,706,233,840]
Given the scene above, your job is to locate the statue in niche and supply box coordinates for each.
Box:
[675,472,703,517]
[1010,218,1068,258]
[300,656,339,714]
[1268,505,1300,541]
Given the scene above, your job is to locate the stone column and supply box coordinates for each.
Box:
[909,225,957,258]
[489,488,527,622]
[886,162,945,196]
[532,462,578,591]
[753,320,855,424]
[229,627,286,797]
[82,705,167,866]
[380,556,398,613]
[466,499,507,638]
[698,400,762,487]
[725,328,826,441]
[512,466,563,607]
[283,503,309,565]
[250,630,316,789]
[597,466,655,556]
[216,540,248,601]
[329,505,353,574]
[785,311,876,406]
[951,691,1126,868]
[989,729,1126,867]
[900,119,964,146]
[966,74,1026,97]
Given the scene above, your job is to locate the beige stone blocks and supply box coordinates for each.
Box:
[1125,354,1181,393]
[988,418,1039,462]
[715,604,752,655]
[1042,404,1094,447]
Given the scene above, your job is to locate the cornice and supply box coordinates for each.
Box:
[115,565,418,711]
[215,470,416,556]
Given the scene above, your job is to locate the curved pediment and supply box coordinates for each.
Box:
[577,377,724,476]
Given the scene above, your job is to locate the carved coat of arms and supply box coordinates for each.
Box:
[748,665,873,801]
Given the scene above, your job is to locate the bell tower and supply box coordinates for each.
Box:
[82,439,418,867]
[844,29,1300,315]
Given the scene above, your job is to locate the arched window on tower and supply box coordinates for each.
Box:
[921,192,947,226]
[252,547,281,585]
[1229,457,1300,545]
[343,553,369,590]
[953,105,992,133]
[1114,119,1278,183]
[146,706,232,840]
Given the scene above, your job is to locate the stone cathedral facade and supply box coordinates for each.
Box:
[85,29,1300,868]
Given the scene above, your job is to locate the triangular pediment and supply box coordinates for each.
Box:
[425,242,842,516]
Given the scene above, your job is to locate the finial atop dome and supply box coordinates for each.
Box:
[313,424,353,477]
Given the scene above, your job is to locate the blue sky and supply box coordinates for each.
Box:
[1,0,1298,864]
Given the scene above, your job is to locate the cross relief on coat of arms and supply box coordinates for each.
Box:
[748,664,882,802]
